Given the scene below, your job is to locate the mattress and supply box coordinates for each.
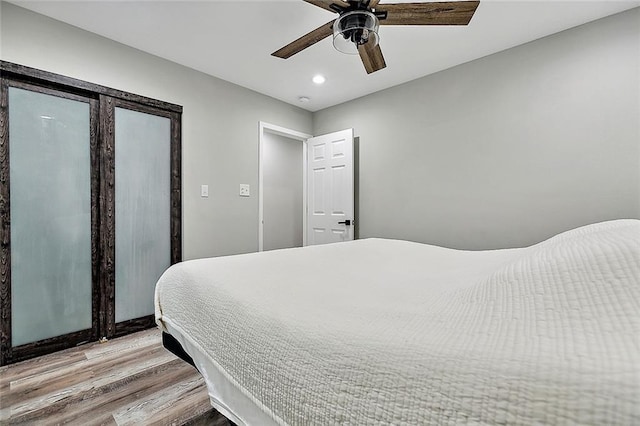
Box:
[155,219,640,425]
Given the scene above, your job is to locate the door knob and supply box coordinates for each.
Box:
[338,219,351,226]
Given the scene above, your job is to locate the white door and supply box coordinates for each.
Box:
[307,129,354,245]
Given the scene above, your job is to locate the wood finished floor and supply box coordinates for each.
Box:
[0,328,232,425]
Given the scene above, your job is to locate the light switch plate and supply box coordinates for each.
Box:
[201,184,209,198]
[239,184,250,197]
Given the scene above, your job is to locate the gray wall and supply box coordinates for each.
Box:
[2,3,638,254]
[314,8,640,249]
[0,2,313,260]
[263,132,304,251]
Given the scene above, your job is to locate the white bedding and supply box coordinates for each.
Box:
[155,220,640,425]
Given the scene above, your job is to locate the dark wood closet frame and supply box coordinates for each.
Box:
[0,78,101,366]
[101,96,183,339]
[0,61,182,366]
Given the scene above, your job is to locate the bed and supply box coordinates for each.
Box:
[155,219,639,425]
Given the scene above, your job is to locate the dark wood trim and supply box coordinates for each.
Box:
[114,315,156,338]
[114,98,176,119]
[0,61,182,114]
[89,97,101,343]
[100,95,117,339]
[0,77,11,366]
[171,111,183,264]
[9,329,94,364]
[6,79,97,103]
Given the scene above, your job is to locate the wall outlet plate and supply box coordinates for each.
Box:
[201,184,209,198]
[239,184,250,197]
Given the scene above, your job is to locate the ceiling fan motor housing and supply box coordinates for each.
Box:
[333,11,380,54]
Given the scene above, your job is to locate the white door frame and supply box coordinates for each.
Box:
[258,122,313,252]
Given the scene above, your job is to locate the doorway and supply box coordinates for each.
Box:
[258,122,311,251]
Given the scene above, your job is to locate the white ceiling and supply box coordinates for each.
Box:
[9,0,640,111]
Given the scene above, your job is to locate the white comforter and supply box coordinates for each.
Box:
[155,220,639,425]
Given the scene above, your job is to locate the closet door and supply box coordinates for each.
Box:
[101,97,181,338]
[0,81,99,364]
[0,62,182,365]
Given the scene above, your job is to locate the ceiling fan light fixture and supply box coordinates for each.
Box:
[333,10,380,55]
[312,74,326,84]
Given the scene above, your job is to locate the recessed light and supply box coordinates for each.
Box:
[298,96,311,103]
[312,75,326,85]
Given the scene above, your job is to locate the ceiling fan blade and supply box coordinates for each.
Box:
[369,0,381,7]
[304,0,350,13]
[377,1,480,26]
[358,42,387,74]
[272,20,336,59]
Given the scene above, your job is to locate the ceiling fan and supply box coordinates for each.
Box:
[272,1,480,74]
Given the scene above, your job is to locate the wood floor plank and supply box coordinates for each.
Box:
[5,350,177,420]
[0,349,88,385]
[6,331,159,394]
[83,328,160,360]
[8,358,194,424]
[1,328,230,425]
[144,385,214,426]
[9,341,164,393]
[113,374,208,425]
[5,344,175,412]
[0,352,87,411]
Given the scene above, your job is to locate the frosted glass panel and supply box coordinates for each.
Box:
[9,87,92,347]
[115,107,171,322]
